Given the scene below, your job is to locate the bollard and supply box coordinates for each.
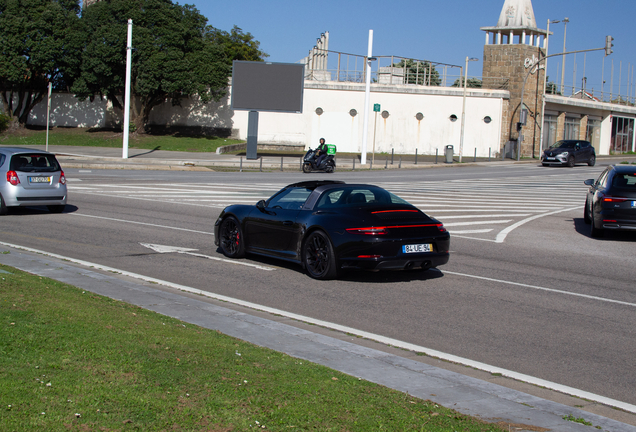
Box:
[240,157,243,172]
[385,157,388,169]
[370,159,373,170]
[300,157,303,171]
[391,148,394,165]
[352,158,355,170]
[435,148,438,164]
[474,148,477,162]
[489,147,491,162]
[280,156,283,171]
[415,149,418,165]
[259,158,262,172]
[399,156,402,169]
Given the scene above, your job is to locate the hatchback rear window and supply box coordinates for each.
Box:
[611,173,636,190]
[10,154,60,172]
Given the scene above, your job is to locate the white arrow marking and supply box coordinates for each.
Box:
[139,243,275,271]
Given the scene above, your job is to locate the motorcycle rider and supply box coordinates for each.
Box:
[315,138,328,168]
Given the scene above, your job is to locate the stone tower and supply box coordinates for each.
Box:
[481,0,548,158]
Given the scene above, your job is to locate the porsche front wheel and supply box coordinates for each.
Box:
[219,216,245,258]
[303,231,338,280]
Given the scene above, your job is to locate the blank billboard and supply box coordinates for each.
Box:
[231,61,305,113]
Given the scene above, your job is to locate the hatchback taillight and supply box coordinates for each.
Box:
[7,170,19,186]
[59,170,66,185]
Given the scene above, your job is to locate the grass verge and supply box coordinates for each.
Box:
[0,127,243,153]
[0,263,506,431]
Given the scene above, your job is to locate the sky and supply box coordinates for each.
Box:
[187,0,635,100]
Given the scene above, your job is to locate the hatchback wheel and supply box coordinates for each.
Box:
[219,216,245,258]
[303,231,338,280]
[0,194,7,216]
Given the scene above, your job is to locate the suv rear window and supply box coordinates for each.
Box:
[611,173,636,190]
[10,154,61,172]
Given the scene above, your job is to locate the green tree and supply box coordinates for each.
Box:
[452,77,483,88]
[0,0,83,128]
[72,0,231,132]
[206,25,268,65]
[392,59,441,86]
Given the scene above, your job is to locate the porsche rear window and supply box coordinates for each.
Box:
[316,187,411,208]
[10,154,60,172]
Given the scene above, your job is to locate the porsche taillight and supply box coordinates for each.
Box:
[7,170,19,186]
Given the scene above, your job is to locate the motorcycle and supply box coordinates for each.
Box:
[302,147,336,173]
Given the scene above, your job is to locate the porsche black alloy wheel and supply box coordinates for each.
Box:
[219,216,245,258]
[303,231,338,280]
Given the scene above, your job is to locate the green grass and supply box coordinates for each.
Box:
[0,263,507,431]
[0,127,243,153]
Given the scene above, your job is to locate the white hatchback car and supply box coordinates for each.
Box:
[0,147,67,215]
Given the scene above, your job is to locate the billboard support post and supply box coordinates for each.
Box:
[247,111,259,160]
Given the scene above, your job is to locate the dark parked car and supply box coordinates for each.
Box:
[214,180,450,279]
[0,147,67,215]
[542,140,596,167]
[584,165,636,238]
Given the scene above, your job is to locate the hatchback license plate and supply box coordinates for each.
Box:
[29,176,51,183]
[402,243,432,253]
[632,201,636,208]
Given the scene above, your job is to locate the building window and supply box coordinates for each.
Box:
[564,117,580,140]
[484,116,492,124]
[450,114,458,122]
[542,115,557,149]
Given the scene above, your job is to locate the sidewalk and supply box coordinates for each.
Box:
[11,144,548,171]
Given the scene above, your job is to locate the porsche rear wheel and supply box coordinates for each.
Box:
[219,216,245,258]
[303,231,338,280]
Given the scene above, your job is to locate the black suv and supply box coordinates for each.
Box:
[541,140,596,167]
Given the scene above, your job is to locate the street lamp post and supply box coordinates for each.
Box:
[459,57,478,163]
[559,17,569,95]
[538,19,564,156]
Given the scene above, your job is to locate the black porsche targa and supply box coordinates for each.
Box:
[214,180,450,279]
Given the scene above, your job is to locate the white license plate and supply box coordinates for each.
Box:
[402,243,432,253]
[546,157,555,160]
[29,176,51,183]
[632,201,636,208]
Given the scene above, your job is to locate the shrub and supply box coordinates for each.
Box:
[0,113,10,133]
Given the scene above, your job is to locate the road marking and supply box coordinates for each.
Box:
[70,213,214,235]
[444,269,636,308]
[0,240,632,414]
[494,205,581,243]
[139,243,275,271]
[448,229,493,234]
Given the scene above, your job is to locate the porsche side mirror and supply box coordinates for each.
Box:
[256,200,266,210]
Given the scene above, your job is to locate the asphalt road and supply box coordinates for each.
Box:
[2,162,635,410]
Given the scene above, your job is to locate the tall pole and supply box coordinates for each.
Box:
[538,20,552,156]
[45,82,52,152]
[122,19,133,159]
[459,58,469,163]
[361,30,373,166]
[560,18,569,95]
